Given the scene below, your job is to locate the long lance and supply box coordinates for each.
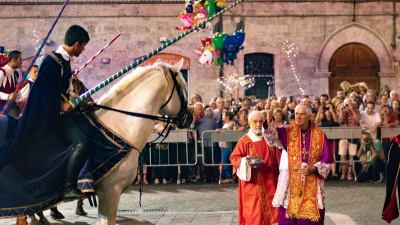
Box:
[74,33,121,76]
[0,0,70,115]
[70,0,243,109]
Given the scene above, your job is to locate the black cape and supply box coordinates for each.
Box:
[0,53,134,217]
[0,53,72,216]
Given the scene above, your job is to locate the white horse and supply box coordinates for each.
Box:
[88,60,189,225]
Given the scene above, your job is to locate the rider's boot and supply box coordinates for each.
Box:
[63,143,89,200]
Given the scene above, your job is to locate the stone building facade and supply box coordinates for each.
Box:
[0,0,399,101]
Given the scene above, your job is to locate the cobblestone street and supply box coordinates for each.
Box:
[0,180,392,225]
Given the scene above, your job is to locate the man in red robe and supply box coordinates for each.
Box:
[230,110,281,225]
[0,50,21,120]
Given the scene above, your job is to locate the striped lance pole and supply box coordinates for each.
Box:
[0,0,70,115]
[74,33,121,76]
[70,0,243,108]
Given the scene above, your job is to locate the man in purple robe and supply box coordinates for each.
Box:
[270,104,333,225]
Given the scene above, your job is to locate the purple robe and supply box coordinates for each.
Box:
[276,124,333,225]
[277,125,333,165]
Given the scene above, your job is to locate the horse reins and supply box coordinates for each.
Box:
[88,68,188,143]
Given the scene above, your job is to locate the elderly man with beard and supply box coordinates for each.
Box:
[271,104,333,225]
[230,110,280,225]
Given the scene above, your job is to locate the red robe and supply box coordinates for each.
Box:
[230,134,281,225]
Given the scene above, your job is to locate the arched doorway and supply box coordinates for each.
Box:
[329,43,380,97]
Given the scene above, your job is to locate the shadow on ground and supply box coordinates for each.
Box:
[49,217,154,225]
[117,216,155,225]
[50,222,90,225]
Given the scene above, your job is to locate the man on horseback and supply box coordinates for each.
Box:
[50,25,93,198]
[0,25,91,197]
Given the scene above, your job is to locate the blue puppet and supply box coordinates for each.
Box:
[222,31,245,65]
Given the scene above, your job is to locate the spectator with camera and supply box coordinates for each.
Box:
[315,103,339,127]
[320,94,329,108]
[316,102,340,180]
[356,131,385,183]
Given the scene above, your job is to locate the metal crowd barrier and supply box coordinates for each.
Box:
[141,129,197,183]
[381,127,400,139]
[321,127,362,139]
[144,129,197,166]
[141,127,399,183]
[201,127,366,168]
[200,127,400,165]
[201,130,245,167]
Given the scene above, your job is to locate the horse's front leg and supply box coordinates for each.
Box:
[95,151,140,225]
[96,188,121,225]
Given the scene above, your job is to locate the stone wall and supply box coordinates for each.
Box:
[0,1,399,101]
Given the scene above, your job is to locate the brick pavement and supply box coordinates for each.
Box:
[0,181,390,225]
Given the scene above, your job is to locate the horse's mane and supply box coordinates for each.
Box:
[97,61,185,106]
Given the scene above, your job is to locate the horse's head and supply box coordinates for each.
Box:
[155,60,192,129]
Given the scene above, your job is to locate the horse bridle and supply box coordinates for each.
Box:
[160,69,189,129]
[88,68,190,129]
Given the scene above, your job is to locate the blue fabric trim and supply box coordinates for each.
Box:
[76,113,133,193]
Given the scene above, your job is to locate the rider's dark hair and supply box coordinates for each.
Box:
[64,25,90,46]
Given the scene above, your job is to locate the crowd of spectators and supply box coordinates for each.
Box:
[137,84,399,185]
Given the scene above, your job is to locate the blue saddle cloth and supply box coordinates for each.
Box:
[76,113,133,193]
[0,113,133,217]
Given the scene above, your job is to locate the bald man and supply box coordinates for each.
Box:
[230,111,280,225]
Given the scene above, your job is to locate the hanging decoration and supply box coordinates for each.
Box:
[281,40,305,95]
[195,31,245,66]
[176,0,225,31]
[71,0,244,108]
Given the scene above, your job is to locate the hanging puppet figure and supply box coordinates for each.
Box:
[222,31,245,65]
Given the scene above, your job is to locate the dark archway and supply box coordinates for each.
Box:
[244,53,274,99]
